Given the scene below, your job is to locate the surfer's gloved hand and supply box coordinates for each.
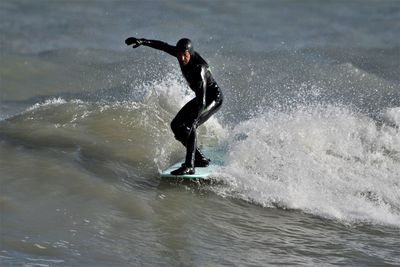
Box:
[125,37,146,48]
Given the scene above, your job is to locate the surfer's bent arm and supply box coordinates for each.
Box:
[125,37,176,57]
[194,66,207,119]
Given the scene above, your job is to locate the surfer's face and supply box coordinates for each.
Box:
[178,50,191,65]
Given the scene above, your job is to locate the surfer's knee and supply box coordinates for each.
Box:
[171,123,190,142]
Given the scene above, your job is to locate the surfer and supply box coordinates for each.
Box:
[125,37,223,175]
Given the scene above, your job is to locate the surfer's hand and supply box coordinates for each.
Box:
[125,37,143,48]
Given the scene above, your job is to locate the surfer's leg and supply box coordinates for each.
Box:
[170,98,197,145]
[192,98,224,165]
[170,98,204,161]
[170,97,222,172]
[184,122,197,168]
[169,98,198,174]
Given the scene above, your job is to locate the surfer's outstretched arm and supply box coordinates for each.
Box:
[125,37,177,57]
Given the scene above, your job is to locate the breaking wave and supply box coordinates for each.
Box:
[214,105,400,227]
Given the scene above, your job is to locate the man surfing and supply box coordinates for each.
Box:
[125,37,223,175]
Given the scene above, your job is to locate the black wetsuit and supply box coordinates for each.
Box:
[140,39,223,167]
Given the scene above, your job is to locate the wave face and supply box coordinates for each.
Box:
[0,71,225,170]
[1,46,399,228]
[214,105,400,226]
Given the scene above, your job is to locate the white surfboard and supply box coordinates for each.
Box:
[160,147,224,182]
[160,161,219,180]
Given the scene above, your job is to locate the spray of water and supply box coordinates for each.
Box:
[214,105,400,226]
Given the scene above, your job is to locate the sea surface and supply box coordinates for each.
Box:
[1,1,400,266]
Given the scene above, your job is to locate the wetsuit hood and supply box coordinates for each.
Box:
[176,38,194,56]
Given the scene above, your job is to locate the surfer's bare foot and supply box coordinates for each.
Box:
[171,165,195,175]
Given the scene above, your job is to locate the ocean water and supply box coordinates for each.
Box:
[1,0,400,266]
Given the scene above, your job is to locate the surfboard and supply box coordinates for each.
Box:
[160,147,224,183]
[160,162,219,179]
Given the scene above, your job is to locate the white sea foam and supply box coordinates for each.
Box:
[383,107,400,127]
[26,97,67,112]
[215,105,400,226]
